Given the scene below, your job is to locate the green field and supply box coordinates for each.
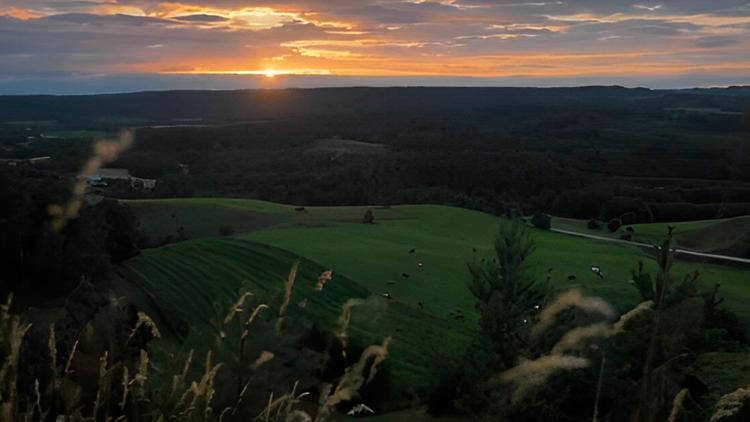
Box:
[123,198,750,397]
[120,237,471,393]
[128,198,750,321]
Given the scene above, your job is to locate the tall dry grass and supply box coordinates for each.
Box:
[531,288,615,338]
[0,295,32,420]
[255,381,312,422]
[0,291,233,421]
[47,130,133,232]
[710,386,750,421]
[317,336,392,419]
[550,300,654,354]
[335,299,365,354]
[497,289,654,406]
[279,260,300,318]
[3,259,393,421]
[497,354,590,402]
[667,388,689,422]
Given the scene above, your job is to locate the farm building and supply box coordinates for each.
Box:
[87,168,157,191]
[93,168,130,180]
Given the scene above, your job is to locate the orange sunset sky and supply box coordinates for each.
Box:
[1,0,750,92]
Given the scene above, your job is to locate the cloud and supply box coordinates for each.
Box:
[693,35,745,48]
[0,0,749,90]
[40,12,170,26]
[172,14,230,23]
[633,4,664,12]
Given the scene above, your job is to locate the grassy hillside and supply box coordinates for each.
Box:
[123,199,750,400]
[120,238,471,392]
[130,198,407,241]
[128,199,750,323]
[634,216,750,256]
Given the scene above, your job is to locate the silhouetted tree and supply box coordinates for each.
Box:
[0,169,139,300]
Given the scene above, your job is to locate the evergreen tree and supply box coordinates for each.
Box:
[467,219,549,368]
[451,220,550,417]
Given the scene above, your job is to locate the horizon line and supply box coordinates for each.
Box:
[3,84,750,97]
[2,73,750,96]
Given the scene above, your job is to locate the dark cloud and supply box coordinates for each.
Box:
[693,35,745,48]
[41,13,172,26]
[172,14,230,23]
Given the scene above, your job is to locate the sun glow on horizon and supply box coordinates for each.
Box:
[160,69,333,77]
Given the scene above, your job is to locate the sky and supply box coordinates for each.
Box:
[1,0,750,93]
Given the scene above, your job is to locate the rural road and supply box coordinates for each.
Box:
[550,228,750,265]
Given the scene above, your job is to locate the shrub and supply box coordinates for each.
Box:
[587,219,602,230]
[608,218,622,232]
[531,212,552,230]
[362,209,375,224]
[620,232,633,241]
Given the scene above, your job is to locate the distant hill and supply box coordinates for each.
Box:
[3,86,750,226]
[1,86,749,125]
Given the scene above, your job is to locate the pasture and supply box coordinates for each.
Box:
[123,198,750,398]
[128,198,750,323]
[120,237,471,394]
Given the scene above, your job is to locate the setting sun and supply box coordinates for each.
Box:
[264,69,276,78]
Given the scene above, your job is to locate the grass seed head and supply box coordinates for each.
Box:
[533,289,614,337]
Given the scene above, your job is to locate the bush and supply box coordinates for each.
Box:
[620,232,633,241]
[587,219,602,230]
[362,209,375,224]
[531,212,552,230]
[608,218,622,232]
